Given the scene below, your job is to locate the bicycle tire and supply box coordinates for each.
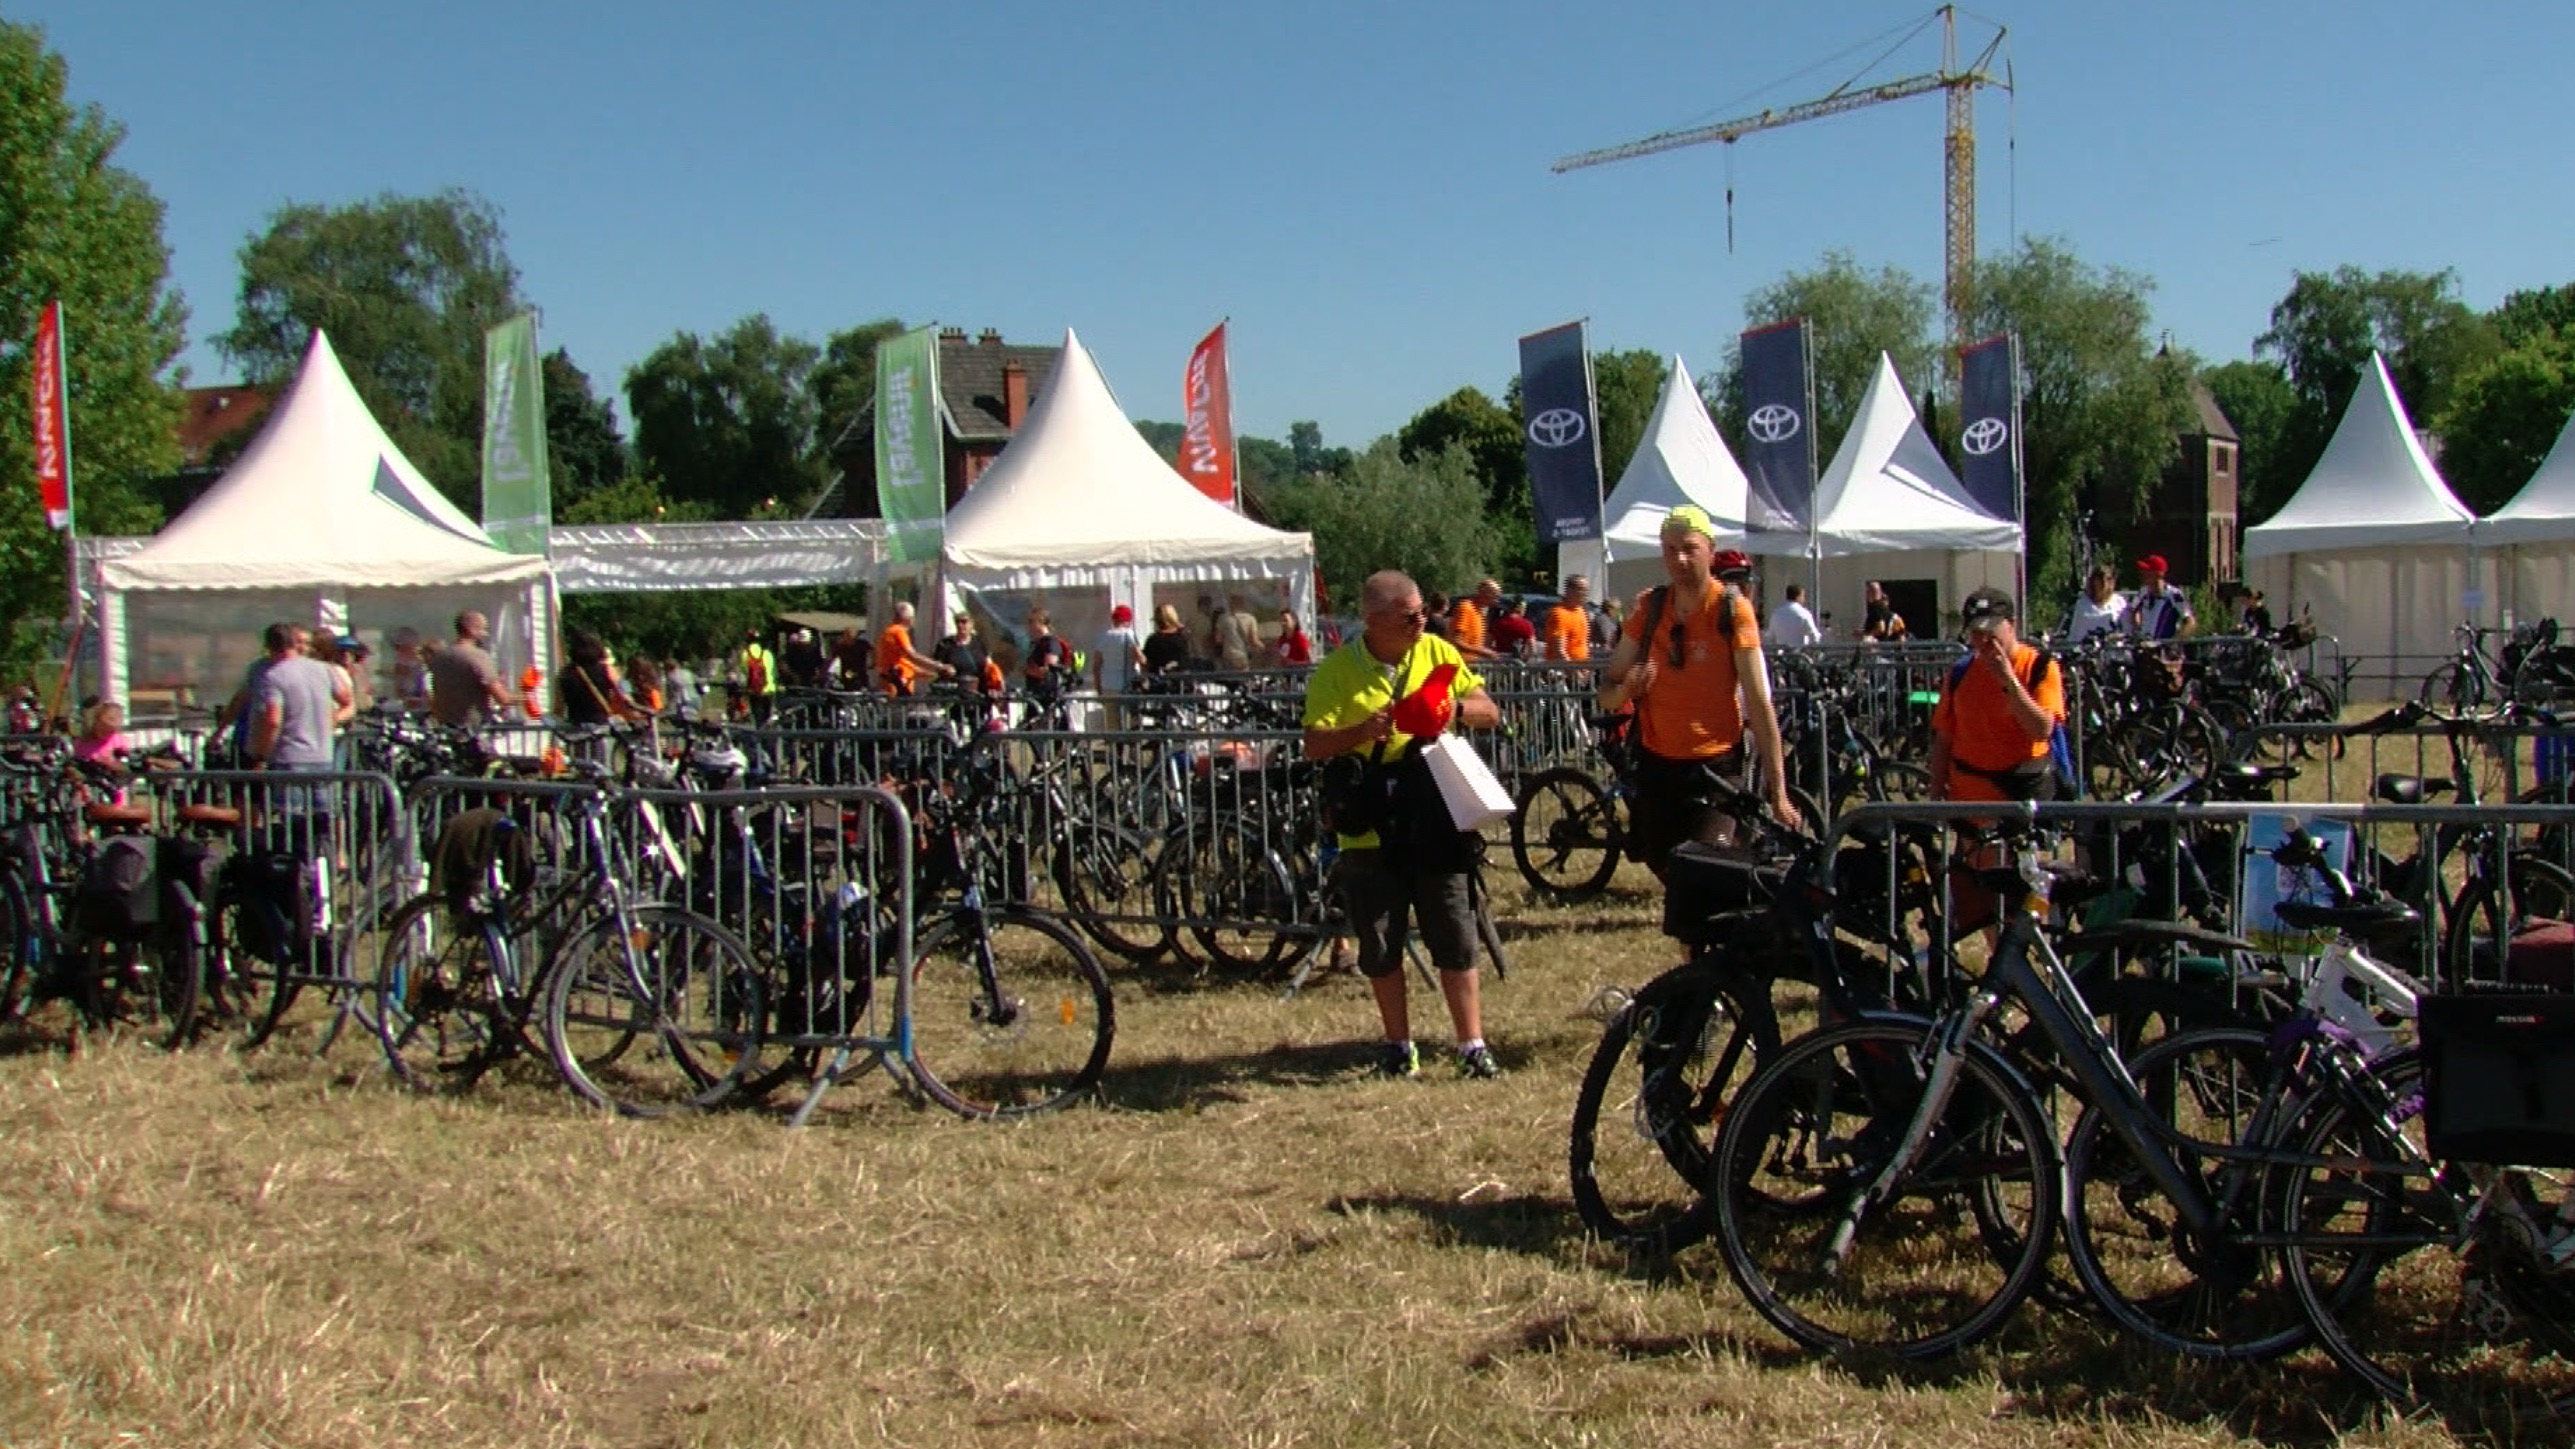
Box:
[1162,822,1316,979]
[1709,1017,2059,1360]
[1053,823,1168,966]
[2061,1026,2312,1360]
[542,903,764,1116]
[906,904,1115,1119]
[2443,857,2575,987]
[1567,957,1776,1255]
[2276,1055,2575,1424]
[74,930,200,1050]
[1510,768,1621,902]
[0,871,36,1024]
[371,893,514,1094]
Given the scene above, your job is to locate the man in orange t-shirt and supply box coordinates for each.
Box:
[1930,587,2067,804]
[1594,508,1799,877]
[1543,575,1593,663]
[872,601,955,696]
[1449,578,1501,659]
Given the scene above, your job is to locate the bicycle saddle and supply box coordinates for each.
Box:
[82,800,151,828]
[2214,760,2298,786]
[176,802,242,830]
[2373,773,2455,806]
[2271,897,2421,936]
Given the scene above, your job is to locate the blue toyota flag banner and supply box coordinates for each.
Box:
[1738,319,1815,537]
[1517,321,1604,543]
[1957,333,2022,526]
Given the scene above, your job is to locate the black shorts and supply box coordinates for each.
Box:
[1332,848,1478,977]
[1626,751,1743,878]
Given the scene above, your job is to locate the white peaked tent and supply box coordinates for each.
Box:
[935,330,1314,651]
[1554,355,1747,603]
[2246,351,2484,696]
[98,330,552,708]
[2477,401,2575,628]
[1753,352,2019,632]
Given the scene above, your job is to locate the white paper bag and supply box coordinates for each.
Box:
[1419,734,1515,831]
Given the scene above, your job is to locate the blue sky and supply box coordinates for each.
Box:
[17,1,2572,446]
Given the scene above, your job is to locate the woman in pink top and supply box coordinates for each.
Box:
[72,700,133,802]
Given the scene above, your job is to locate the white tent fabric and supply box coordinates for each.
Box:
[1555,355,1747,602]
[97,330,551,709]
[2245,352,2474,558]
[551,520,886,592]
[2245,352,2485,696]
[936,330,1314,644]
[1749,353,2017,636]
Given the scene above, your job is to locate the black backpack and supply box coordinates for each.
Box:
[75,836,159,939]
[223,849,315,966]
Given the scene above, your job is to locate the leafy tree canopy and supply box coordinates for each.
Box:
[0,19,186,671]
[2255,266,2499,496]
[2435,331,2575,516]
[216,188,521,513]
[807,317,906,450]
[541,348,626,513]
[625,314,822,517]
[2202,359,2298,525]
[1267,439,1502,611]
[1398,387,1530,582]
[1717,250,1938,456]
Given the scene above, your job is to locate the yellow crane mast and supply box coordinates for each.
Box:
[1553,6,2008,350]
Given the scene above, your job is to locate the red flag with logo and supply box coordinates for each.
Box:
[1180,322,1235,505]
[31,301,71,530]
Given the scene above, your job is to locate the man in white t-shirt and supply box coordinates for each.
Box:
[1094,604,1146,728]
[1764,583,1824,651]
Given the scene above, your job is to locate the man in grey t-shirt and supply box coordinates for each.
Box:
[428,610,513,727]
[247,622,352,770]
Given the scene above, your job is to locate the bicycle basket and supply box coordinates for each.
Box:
[2418,991,2575,1168]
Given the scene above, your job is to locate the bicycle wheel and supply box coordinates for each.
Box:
[371,893,513,1094]
[906,904,1114,1118]
[2277,1059,2575,1424]
[2271,678,2344,760]
[1567,957,1776,1255]
[0,872,36,1024]
[2416,660,2478,712]
[2062,1026,2312,1360]
[2444,857,2575,987]
[1164,822,1315,979]
[1710,1017,2058,1360]
[74,931,201,1050]
[1511,768,1621,902]
[542,904,764,1116]
[1053,823,1168,966]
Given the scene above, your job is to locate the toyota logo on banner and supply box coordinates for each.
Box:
[1746,403,1802,444]
[1961,416,2010,457]
[1527,408,1587,448]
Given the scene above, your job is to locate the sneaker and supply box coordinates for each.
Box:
[1457,1043,1504,1080]
[1375,1040,1420,1079]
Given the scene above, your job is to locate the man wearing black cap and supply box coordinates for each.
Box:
[1931,587,2066,805]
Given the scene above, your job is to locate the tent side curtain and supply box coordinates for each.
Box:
[550,520,885,593]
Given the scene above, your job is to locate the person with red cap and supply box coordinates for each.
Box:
[1595,505,1801,878]
[2126,554,2195,642]
[1093,603,1146,729]
[1302,569,1506,1079]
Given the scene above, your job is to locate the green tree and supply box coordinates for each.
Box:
[625,314,823,517]
[1287,420,1350,477]
[1716,251,1938,455]
[2202,359,2298,523]
[2434,331,2575,515]
[2493,283,2575,349]
[1397,387,1529,579]
[1963,238,2194,609]
[542,348,626,514]
[2255,266,2500,494]
[1589,348,1665,491]
[216,188,522,512]
[0,20,185,669]
[1267,439,1503,609]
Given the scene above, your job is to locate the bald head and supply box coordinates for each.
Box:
[1361,571,1420,615]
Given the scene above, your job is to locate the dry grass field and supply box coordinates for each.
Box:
[0,851,2527,1449]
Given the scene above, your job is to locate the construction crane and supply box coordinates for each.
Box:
[1553,6,2008,350]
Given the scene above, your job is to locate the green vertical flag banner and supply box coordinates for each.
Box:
[480,311,552,556]
[875,326,945,563]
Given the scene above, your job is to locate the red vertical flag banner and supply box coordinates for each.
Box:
[1180,322,1235,505]
[31,301,72,530]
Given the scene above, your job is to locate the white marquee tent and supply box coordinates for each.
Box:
[1752,352,2019,633]
[2476,400,2575,629]
[1553,355,1747,604]
[934,329,1315,653]
[97,330,553,710]
[2245,351,2484,696]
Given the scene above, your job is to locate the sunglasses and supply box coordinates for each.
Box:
[1667,619,1688,669]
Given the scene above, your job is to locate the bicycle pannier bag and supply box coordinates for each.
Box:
[2419,991,2575,1168]
[224,849,314,966]
[75,836,159,938]
[1660,840,1784,944]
